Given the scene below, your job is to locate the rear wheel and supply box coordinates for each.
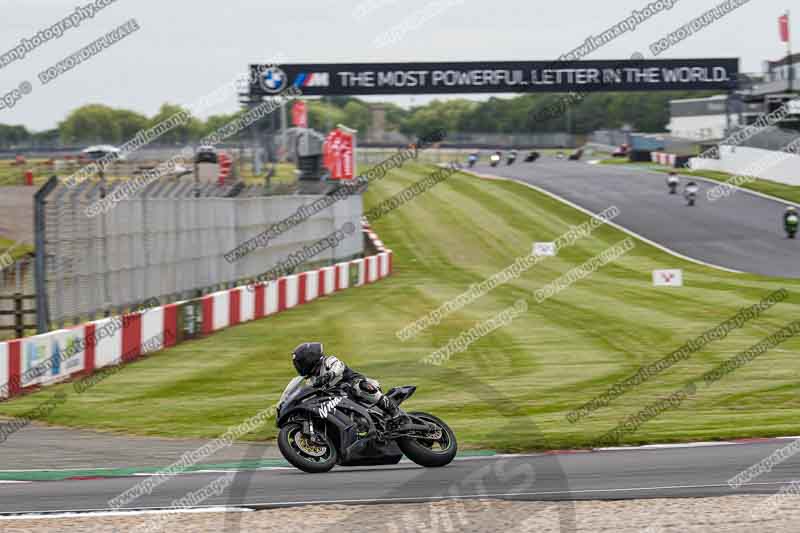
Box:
[278,422,338,473]
[397,412,457,468]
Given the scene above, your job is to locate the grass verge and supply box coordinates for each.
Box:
[0,162,798,451]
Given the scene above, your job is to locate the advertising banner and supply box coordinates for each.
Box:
[250,59,740,96]
[323,128,356,180]
[177,300,203,342]
[653,269,684,287]
[292,101,308,127]
[20,328,85,388]
[779,14,790,43]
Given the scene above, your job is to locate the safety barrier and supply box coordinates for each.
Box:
[651,152,677,167]
[0,224,392,401]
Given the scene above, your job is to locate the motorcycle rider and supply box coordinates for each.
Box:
[291,342,406,426]
[684,180,699,206]
[666,171,679,194]
[467,151,478,167]
[784,206,799,238]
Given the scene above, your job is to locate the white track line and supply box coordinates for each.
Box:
[0,507,251,520]
[234,479,795,507]
[464,168,743,274]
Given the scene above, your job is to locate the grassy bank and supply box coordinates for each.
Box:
[0,162,798,451]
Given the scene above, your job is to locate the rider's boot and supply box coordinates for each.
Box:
[380,396,409,429]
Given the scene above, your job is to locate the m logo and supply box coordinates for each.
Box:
[294,72,330,88]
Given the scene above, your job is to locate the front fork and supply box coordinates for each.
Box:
[302,419,327,445]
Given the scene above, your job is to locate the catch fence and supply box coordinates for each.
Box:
[34,176,363,332]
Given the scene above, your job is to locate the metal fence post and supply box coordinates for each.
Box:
[34,176,58,333]
[13,292,23,339]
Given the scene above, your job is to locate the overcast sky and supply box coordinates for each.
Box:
[0,0,793,131]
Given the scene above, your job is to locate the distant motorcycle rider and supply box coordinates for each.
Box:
[684,180,699,206]
[784,206,798,225]
[291,342,405,425]
[666,171,679,194]
[784,206,799,238]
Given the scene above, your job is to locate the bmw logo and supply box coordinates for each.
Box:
[260,66,288,94]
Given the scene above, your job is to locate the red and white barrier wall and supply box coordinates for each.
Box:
[0,224,393,401]
[651,152,677,167]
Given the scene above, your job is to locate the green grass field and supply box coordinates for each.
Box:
[1,161,799,451]
[0,237,33,260]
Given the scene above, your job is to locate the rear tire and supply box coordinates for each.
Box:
[397,412,457,468]
[278,422,338,473]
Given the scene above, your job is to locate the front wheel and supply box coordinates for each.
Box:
[397,412,457,468]
[278,422,338,473]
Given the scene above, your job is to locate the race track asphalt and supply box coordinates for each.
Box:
[471,158,800,278]
[0,440,798,514]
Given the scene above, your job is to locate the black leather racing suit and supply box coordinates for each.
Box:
[309,355,401,418]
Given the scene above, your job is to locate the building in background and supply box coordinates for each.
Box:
[667,53,800,141]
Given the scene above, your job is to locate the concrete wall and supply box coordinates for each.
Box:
[690,145,800,186]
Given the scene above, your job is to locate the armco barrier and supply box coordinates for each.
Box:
[0,224,392,401]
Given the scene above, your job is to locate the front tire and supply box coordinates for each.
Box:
[397,412,457,468]
[278,422,338,473]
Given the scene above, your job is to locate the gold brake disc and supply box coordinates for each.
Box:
[294,433,327,457]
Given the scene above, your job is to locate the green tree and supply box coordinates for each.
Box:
[342,101,371,135]
[0,124,30,149]
[111,109,148,142]
[202,111,246,139]
[306,101,346,132]
[58,104,121,145]
[147,104,204,145]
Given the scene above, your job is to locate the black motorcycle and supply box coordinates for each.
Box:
[276,377,458,473]
[524,151,540,163]
[684,184,699,206]
[506,152,517,166]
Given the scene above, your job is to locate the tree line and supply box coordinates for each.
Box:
[0,90,716,149]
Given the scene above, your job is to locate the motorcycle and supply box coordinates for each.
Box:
[568,148,584,161]
[276,376,458,473]
[786,214,798,239]
[524,151,540,163]
[489,153,501,167]
[684,184,699,206]
[667,176,679,194]
[467,154,478,168]
[506,152,517,166]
